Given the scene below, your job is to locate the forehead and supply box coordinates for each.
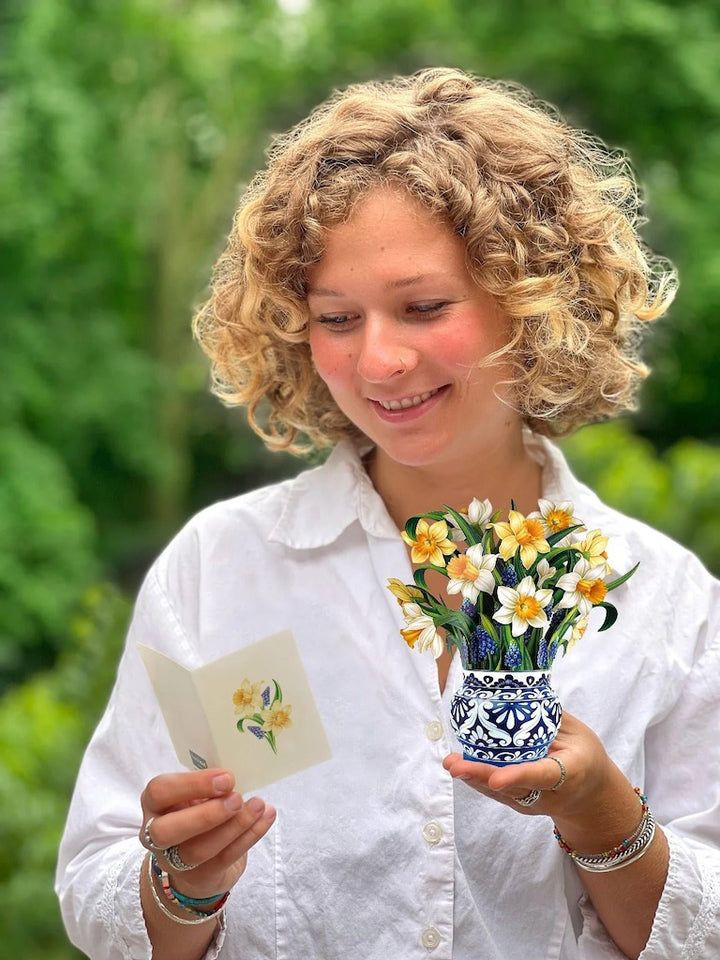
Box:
[308,187,469,285]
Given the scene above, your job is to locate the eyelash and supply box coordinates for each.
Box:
[316,302,450,327]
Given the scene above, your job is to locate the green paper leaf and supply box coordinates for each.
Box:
[547,523,584,547]
[596,601,618,632]
[605,561,640,592]
[441,504,481,545]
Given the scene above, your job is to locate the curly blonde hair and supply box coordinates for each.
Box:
[193,67,675,453]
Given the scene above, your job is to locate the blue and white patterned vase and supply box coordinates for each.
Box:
[450,670,562,765]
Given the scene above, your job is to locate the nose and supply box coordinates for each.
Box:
[356,317,416,384]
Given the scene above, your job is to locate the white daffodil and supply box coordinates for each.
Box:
[445,497,494,542]
[468,497,494,529]
[446,548,498,603]
[535,558,557,587]
[400,602,444,658]
[535,499,582,537]
[556,558,608,617]
[493,576,553,637]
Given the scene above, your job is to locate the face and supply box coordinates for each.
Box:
[306,188,520,475]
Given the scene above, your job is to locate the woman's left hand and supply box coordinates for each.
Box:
[443,709,613,819]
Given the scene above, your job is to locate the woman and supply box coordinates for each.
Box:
[56,68,720,960]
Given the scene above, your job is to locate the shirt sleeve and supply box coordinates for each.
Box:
[55,567,227,960]
[639,563,720,959]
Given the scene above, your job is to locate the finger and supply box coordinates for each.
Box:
[146,791,254,850]
[443,753,494,786]
[168,799,277,890]
[486,755,568,794]
[444,752,568,805]
[142,768,235,817]
[211,801,277,871]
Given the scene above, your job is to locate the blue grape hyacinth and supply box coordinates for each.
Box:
[504,643,522,669]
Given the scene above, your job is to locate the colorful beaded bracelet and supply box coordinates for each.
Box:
[150,854,230,918]
[553,788,656,873]
[147,855,225,926]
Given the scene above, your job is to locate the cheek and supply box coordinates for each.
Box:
[308,333,352,386]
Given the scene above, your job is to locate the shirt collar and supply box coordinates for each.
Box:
[269,432,631,572]
[269,440,399,548]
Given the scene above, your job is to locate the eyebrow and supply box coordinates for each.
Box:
[307,274,444,298]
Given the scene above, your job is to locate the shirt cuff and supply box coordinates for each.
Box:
[640,829,720,959]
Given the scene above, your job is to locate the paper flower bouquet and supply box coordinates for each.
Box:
[388,499,638,763]
[389,498,637,672]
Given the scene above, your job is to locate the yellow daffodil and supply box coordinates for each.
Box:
[556,559,608,617]
[574,529,611,573]
[401,602,444,658]
[387,578,423,606]
[232,679,264,714]
[536,499,582,536]
[493,576,553,637]
[446,547,498,603]
[401,518,455,566]
[492,510,550,568]
[260,704,292,731]
[568,616,589,649]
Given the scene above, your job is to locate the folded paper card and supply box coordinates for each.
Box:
[138,629,332,793]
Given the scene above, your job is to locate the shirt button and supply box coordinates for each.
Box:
[422,821,443,844]
[421,926,441,950]
[426,720,443,741]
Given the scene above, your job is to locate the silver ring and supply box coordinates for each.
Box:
[549,756,567,791]
[398,357,407,374]
[515,789,542,807]
[140,816,163,851]
[164,844,198,872]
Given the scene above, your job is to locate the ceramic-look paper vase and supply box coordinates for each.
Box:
[450,670,562,765]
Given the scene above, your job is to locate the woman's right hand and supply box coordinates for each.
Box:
[139,767,276,898]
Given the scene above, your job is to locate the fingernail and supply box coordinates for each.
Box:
[213,773,232,794]
[224,792,244,811]
[245,796,264,814]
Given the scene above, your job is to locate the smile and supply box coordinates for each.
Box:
[376,388,440,411]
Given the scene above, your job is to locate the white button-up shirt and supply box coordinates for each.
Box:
[56,435,720,959]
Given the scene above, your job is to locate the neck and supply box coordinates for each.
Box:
[367,430,543,529]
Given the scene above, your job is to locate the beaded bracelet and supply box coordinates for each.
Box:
[148,855,229,924]
[553,788,657,873]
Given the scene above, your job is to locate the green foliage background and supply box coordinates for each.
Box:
[1,1,718,955]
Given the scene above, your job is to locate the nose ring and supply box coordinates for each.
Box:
[398,357,407,375]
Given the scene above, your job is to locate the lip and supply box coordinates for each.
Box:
[369,385,448,422]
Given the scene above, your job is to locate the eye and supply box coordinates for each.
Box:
[316,313,358,326]
[408,301,450,316]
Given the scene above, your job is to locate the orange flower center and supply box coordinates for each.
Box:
[447,555,480,582]
[546,509,572,532]
[401,628,421,649]
[516,518,545,545]
[514,595,542,621]
[577,578,608,604]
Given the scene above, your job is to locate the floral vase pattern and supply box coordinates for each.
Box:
[450,670,562,765]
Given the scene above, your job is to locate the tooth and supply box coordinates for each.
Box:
[378,387,439,411]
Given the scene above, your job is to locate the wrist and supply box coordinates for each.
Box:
[551,758,640,852]
[553,785,653,867]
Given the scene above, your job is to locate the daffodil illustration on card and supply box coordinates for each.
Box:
[233,679,292,754]
[389,499,638,765]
